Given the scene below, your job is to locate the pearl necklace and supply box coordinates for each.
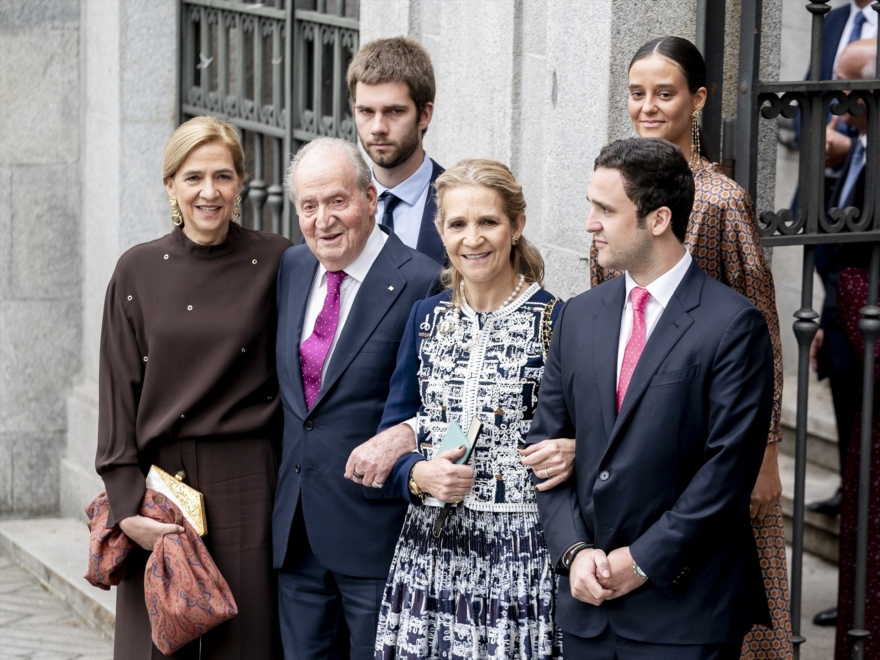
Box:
[453,274,526,351]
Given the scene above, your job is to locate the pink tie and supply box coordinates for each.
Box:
[300,271,346,409]
[617,286,650,412]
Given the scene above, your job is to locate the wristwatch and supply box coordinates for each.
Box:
[560,542,593,575]
[408,463,426,503]
[633,561,648,580]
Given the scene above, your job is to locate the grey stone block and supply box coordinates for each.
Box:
[66,379,100,474]
[0,29,79,165]
[539,244,591,301]
[0,0,79,29]
[0,433,13,512]
[9,431,64,515]
[10,165,81,300]
[120,0,177,123]
[60,457,103,521]
[0,301,81,435]
[0,166,11,298]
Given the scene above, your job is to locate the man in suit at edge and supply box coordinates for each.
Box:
[347,37,446,265]
[529,138,775,659]
[274,137,440,659]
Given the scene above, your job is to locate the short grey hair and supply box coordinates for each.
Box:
[285,137,372,204]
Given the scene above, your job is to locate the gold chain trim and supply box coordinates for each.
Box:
[541,297,562,361]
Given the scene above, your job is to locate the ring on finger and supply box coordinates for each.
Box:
[352,470,364,480]
[454,495,462,504]
[542,467,551,479]
[371,481,383,489]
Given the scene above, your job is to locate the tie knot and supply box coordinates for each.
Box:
[630,286,650,313]
[380,191,402,213]
[326,270,346,292]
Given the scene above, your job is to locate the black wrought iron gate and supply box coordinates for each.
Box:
[178,0,359,241]
[732,2,880,658]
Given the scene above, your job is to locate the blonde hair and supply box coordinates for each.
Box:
[162,116,246,182]
[434,159,544,306]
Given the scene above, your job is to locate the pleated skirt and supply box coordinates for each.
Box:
[113,437,282,660]
[375,504,562,660]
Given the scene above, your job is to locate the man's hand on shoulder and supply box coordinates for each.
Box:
[344,423,416,488]
[597,546,648,599]
[569,548,614,606]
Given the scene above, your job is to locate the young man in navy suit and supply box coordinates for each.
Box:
[273,137,440,659]
[347,37,446,265]
[530,138,775,659]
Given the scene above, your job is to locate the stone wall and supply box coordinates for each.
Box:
[0,0,82,516]
[362,0,782,300]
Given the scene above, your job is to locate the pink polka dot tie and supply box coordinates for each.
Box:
[300,271,346,409]
[617,286,650,412]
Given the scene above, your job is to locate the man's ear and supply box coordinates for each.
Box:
[648,206,673,237]
[418,101,434,133]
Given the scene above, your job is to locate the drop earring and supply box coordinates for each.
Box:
[170,198,183,227]
[232,194,242,223]
[690,109,702,170]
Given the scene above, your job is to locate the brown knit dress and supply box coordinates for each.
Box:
[95,222,291,659]
[590,161,792,660]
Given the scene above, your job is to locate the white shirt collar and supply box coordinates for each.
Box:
[372,153,433,207]
[316,222,387,284]
[623,249,693,309]
[850,0,878,26]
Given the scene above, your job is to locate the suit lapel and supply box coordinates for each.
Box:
[607,261,704,446]
[309,235,410,411]
[283,254,319,419]
[593,279,625,440]
[415,159,446,265]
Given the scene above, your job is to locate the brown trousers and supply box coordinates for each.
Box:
[113,437,282,659]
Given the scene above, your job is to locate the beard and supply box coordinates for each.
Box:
[362,121,421,169]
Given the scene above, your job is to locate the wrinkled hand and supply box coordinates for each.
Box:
[596,547,647,599]
[411,446,475,504]
[519,438,575,491]
[826,116,851,169]
[345,424,416,488]
[810,328,824,373]
[569,548,613,606]
[119,515,184,551]
[751,442,782,520]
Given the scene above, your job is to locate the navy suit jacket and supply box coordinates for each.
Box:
[272,230,441,577]
[414,158,446,265]
[530,261,774,644]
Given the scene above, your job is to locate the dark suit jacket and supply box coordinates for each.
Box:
[272,230,441,577]
[414,158,446,265]
[530,260,774,644]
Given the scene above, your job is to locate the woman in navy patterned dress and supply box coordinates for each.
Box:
[373,159,571,659]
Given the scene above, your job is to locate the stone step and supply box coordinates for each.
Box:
[0,518,115,639]
[779,451,840,564]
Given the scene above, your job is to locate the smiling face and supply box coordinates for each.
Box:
[440,185,523,294]
[628,54,706,156]
[586,167,654,274]
[164,141,242,245]
[353,81,431,170]
[295,148,378,272]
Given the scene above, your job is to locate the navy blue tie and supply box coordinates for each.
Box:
[848,10,867,45]
[380,191,401,232]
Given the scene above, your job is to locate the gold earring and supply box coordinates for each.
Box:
[170,198,183,227]
[232,194,242,223]
[690,110,702,170]
[512,236,519,246]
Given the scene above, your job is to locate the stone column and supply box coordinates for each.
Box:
[61,0,177,518]
[0,0,82,516]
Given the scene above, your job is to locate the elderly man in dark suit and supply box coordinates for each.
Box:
[530,138,775,659]
[273,136,440,660]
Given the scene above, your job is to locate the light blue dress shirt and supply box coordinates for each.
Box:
[372,153,434,251]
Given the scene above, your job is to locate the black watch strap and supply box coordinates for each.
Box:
[558,542,593,576]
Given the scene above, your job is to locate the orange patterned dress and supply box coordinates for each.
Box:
[590,160,792,660]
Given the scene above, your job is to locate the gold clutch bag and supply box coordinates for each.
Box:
[145,465,208,537]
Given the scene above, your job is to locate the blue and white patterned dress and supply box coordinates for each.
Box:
[375,284,563,660]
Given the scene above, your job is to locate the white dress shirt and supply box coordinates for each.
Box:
[373,153,434,250]
[617,250,693,385]
[833,2,878,77]
[300,223,388,383]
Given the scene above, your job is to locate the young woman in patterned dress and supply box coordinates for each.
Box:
[372,159,573,659]
[588,36,793,660]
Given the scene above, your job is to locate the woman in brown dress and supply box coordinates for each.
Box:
[94,116,291,659]
[589,37,792,660]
